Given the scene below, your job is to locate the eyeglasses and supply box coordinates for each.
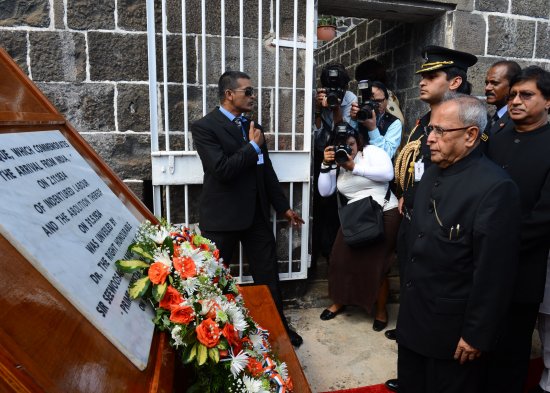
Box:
[507,91,536,101]
[423,125,473,137]
[230,87,255,97]
[372,98,386,103]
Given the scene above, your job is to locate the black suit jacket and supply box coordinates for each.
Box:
[489,111,514,136]
[192,108,290,231]
[397,149,521,359]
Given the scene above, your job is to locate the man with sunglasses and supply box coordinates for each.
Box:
[192,70,305,347]
[485,66,550,393]
[397,94,520,393]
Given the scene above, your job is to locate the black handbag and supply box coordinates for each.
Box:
[337,184,391,247]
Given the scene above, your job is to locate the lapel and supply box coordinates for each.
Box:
[210,108,247,145]
[491,112,510,135]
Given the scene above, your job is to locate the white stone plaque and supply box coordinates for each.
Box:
[0,130,154,370]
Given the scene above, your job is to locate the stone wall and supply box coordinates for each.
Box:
[316,2,550,131]
[0,0,307,209]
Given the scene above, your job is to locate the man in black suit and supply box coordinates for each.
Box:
[485,60,521,136]
[397,94,521,392]
[192,70,305,346]
[485,66,550,393]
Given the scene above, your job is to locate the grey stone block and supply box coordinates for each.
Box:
[154,35,196,84]
[512,0,549,19]
[88,32,148,81]
[0,30,28,74]
[82,132,152,179]
[358,43,369,63]
[262,45,306,89]
[367,20,381,39]
[395,64,415,90]
[488,16,535,58]
[276,89,305,144]
[118,0,147,31]
[124,180,145,203]
[67,0,114,30]
[356,20,368,45]
[476,0,508,12]
[370,35,385,55]
[345,34,355,53]
[38,82,115,132]
[29,31,86,82]
[0,0,50,27]
[340,52,351,67]
[53,0,64,29]
[117,83,150,132]
[453,12,486,56]
[536,22,550,59]
[165,85,219,135]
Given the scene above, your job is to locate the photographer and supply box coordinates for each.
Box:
[350,80,402,159]
[314,63,358,151]
[317,124,400,332]
[312,63,358,266]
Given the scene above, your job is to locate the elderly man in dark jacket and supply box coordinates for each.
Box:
[396,94,521,393]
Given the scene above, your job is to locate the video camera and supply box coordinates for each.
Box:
[332,123,353,164]
[320,64,350,109]
[356,79,379,121]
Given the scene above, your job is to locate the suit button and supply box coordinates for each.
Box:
[411,257,416,263]
[417,232,424,238]
[406,281,412,288]
[434,180,440,187]
[428,206,434,213]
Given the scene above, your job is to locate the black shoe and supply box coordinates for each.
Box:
[528,385,548,393]
[287,329,303,347]
[385,378,398,392]
[385,328,397,340]
[373,319,388,331]
[320,306,345,321]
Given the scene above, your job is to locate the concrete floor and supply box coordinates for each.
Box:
[285,279,543,393]
[286,304,399,392]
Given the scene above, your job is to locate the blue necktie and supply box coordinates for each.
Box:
[233,117,247,141]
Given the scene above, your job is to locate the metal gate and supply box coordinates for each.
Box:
[145,0,315,282]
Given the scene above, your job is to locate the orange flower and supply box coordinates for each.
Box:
[222,323,242,352]
[173,256,197,279]
[285,377,293,390]
[225,293,235,303]
[213,249,220,260]
[246,357,264,377]
[159,285,184,310]
[200,243,209,251]
[173,243,182,257]
[170,305,195,324]
[196,318,221,348]
[148,261,169,284]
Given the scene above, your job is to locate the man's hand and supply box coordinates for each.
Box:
[248,121,264,146]
[323,145,335,164]
[398,197,404,215]
[316,88,327,110]
[454,337,481,365]
[284,209,305,229]
[339,154,355,171]
[351,102,376,130]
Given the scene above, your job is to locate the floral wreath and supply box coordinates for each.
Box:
[115,220,293,393]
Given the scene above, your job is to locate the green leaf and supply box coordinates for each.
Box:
[128,276,151,299]
[197,343,208,366]
[152,281,167,302]
[183,342,198,364]
[208,347,220,363]
[217,340,229,350]
[115,259,149,273]
[162,236,174,256]
[130,244,154,261]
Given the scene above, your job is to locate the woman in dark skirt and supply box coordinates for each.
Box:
[318,127,400,331]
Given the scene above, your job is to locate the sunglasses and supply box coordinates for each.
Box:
[423,125,473,137]
[507,91,536,101]
[230,87,255,97]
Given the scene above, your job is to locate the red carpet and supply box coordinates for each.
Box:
[321,357,544,393]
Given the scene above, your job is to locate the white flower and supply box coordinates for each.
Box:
[153,248,172,268]
[171,326,185,348]
[223,302,248,332]
[248,333,264,352]
[275,362,288,381]
[181,277,198,296]
[222,349,249,377]
[149,227,170,244]
[241,375,269,393]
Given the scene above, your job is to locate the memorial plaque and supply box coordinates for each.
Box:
[0,130,154,370]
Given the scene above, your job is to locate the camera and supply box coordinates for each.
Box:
[320,65,349,109]
[332,124,353,164]
[356,79,379,121]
